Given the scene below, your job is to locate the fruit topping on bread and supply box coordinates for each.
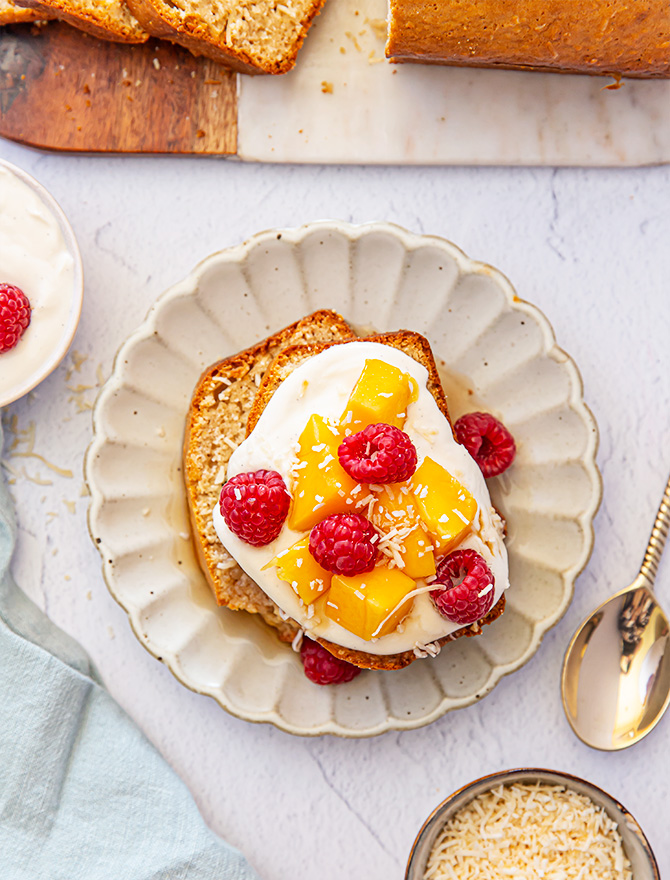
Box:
[454,412,516,478]
[184,312,513,675]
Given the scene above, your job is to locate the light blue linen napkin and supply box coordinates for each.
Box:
[0,422,260,880]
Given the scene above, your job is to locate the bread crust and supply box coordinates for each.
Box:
[386,0,670,78]
[124,0,327,74]
[15,0,148,41]
[0,0,53,23]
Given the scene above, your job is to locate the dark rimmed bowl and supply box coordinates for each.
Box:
[406,768,658,880]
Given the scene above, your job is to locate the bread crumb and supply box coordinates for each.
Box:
[321,81,334,94]
[86,591,92,600]
[365,17,387,39]
[344,31,362,51]
[107,626,115,640]
[63,500,76,514]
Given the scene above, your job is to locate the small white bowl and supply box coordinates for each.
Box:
[406,768,658,880]
[0,159,83,406]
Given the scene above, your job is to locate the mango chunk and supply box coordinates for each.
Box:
[340,359,418,432]
[409,457,477,552]
[268,536,331,605]
[288,414,359,531]
[325,566,416,640]
[370,485,436,579]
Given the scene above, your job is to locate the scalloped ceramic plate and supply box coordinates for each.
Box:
[85,221,601,737]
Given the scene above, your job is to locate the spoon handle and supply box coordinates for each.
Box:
[639,473,670,586]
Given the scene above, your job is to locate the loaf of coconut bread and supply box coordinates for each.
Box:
[386,0,670,78]
[184,310,505,671]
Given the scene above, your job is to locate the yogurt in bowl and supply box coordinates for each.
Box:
[0,160,83,406]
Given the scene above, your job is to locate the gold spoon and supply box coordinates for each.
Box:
[562,473,670,750]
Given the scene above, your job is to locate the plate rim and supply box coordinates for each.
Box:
[85,219,602,737]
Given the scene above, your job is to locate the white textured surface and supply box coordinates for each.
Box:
[238,0,670,166]
[1,137,669,880]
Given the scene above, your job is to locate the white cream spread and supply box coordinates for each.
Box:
[0,165,76,402]
[213,341,509,656]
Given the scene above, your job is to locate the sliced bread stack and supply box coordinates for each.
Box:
[10,0,326,72]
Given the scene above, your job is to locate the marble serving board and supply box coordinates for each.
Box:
[2,0,670,164]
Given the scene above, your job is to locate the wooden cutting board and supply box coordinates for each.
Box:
[0,22,237,154]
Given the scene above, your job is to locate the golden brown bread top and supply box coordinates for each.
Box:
[386,0,670,78]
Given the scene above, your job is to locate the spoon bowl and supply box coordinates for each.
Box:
[562,475,670,750]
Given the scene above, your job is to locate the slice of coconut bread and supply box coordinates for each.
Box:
[184,311,355,643]
[124,0,326,73]
[15,0,148,41]
[0,0,53,23]
[185,312,505,671]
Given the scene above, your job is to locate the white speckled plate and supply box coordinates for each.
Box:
[85,221,601,737]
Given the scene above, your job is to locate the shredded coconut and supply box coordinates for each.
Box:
[424,783,632,880]
[216,558,237,570]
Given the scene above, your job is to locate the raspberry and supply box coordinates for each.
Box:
[309,513,378,576]
[454,412,516,478]
[431,549,495,625]
[300,638,361,685]
[338,423,418,484]
[0,284,31,354]
[219,469,289,546]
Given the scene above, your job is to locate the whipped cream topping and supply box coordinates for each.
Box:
[213,341,509,656]
[0,165,76,402]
